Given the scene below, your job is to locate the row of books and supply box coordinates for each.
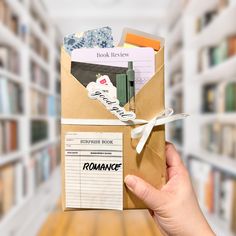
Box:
[56,59,60,74]
[0,0,21,36]
[202,81,236,113]
[0,78,23,114]
[0,45,20,74]
[169,71,182,87]
[201,122,236,159]
[29,32,49,62]
[54,97,61,117]
[55,119,60,136]
[198,34,236,72]
[169,120,184,146]
[31,120,48,144]
[31,90,60,116]
[168,41,183,61]
[0,143,60,219]
[30,144,60,189]
[189,158,236,234]
[195,0,236,33]
[30,6,47,35]
[168,0,189,31]
[0,163,17,219]
[0,120,18,155]
[171,92,183,113]
[55,80,61,95]
[31,60,49,89]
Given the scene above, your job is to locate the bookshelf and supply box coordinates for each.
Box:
[0,0,61,234]
[167,0,236,235]
[166,0,185,156]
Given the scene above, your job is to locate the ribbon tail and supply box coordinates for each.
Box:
[135,113,189,154]
[153,113,189,127]
[136,118,157,154]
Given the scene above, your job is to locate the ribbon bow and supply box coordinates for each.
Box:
[61,108,188,154]
[131,108,188,154]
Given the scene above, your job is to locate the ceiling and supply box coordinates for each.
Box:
[42,0,171,41]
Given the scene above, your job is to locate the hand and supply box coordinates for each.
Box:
[124,142,215,236]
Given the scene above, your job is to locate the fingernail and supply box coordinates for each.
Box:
[124,175,137,191]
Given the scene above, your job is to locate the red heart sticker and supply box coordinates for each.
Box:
[99,79,107,84]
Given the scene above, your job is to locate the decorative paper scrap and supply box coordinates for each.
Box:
[64,26,114,54]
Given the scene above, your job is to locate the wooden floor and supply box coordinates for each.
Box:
[38,204,163,236]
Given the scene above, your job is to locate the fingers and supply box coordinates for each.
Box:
[124,175,164,210]
[165,142,183,168]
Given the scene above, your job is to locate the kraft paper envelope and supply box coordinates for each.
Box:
[61,38,166,210]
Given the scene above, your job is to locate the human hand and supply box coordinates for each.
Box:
[124,142,215,236]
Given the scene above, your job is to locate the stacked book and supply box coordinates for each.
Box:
[202,81,236,113]
[190,158,236,234]
[198,35,236,72]
[0,46,20,74]
[201,122,236,159]
[0,120,18,155]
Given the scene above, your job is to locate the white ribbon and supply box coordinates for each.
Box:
[61,108,188,154]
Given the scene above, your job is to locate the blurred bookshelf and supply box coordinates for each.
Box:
[0,0,61,235]
[167,0,236,235]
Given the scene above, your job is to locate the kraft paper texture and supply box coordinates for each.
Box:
[61,41,166,210]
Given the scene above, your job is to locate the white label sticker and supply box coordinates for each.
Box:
[86,80,136,122]
[65,132,123,210]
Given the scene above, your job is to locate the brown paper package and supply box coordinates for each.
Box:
[61,43,166,210]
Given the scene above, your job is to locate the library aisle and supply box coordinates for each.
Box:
[167,0,236,236]
[0,0,236,236]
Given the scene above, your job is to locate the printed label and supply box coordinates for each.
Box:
[65,132,123,210]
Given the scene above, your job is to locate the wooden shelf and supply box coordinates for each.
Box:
[0,0,61,233]
[0,151,22,166]
[191,4,236,49]
[187,149,236,177]
[169,49,183,73]
[198,113,236,122]
[30,19,50,49]
[6,0,27,18]
[30,83,51,95]
[169,81,183,94]
[0,114,22,120]
[30,115,50,121]
[194,55,236,83]
[167,1,236,234]
[30,50,50,72]
[30,139,50,153]
[167,0,184,29]
[0,68,22,84]
[203,210,235,236]
[0,168,61,235]
[185,0,217,17]
[168,18,183,49]
[0,22,23,49]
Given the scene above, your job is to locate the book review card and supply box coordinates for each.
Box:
[65,132,123,210]
[71,47,155,94]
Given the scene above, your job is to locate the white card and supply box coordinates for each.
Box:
[65,132,123,210]
[71,47,155,93]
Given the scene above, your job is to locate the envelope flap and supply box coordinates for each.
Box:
[133,47,164,120]
[61,48,116,120]
[61,46,164,121]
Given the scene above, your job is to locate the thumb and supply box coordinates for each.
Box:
[124,175,165,210]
